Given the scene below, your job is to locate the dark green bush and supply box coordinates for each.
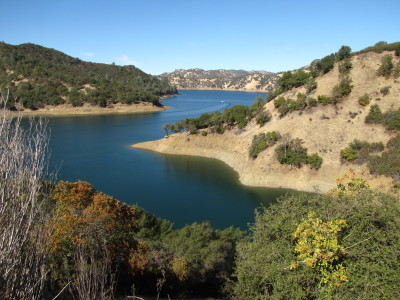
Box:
[317,95,335,106]
[377,54,394,78]
[365,104,382,123]
[332,75,353,99]
[249,131,281,159]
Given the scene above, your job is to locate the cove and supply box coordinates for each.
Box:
[45,90,294,229]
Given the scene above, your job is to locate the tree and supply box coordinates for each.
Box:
[162,123,172,136]
[0,91,52,299]
[337,45,352,61]
[376,54,394,78]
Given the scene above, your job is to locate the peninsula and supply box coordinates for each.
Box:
[134,43,400,193]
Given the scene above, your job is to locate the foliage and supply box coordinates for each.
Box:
[332,75,353,100]
[368,134,400,179]
[275,137,322,169]
[354,41,400,55]
[249,131,281,159]
[291,213,348,294]
[313,53,336,75]
[365,104,382,123]
[307,153,323,170]
[234,177,400,299]
[358,93,370,106]
[305,77,318,93]
[365,104,400,130]
[376,54,394,78]
[317,94,336,106]
[0,42,177,109]
[48,181,146,295]
[255,110,271,127]
[277,70,311,91]
[338,57,352,74]
[340,139,384,164]
[337,45,352,61]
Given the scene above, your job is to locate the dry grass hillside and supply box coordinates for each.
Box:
[134,51,400,192]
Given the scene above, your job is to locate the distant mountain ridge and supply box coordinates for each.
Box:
[158,68,278,91]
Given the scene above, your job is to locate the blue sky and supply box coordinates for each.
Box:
[1,0,399,75]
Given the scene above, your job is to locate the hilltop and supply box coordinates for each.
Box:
[0,42,177,113]
[134,42,400,192]
[158,68,277,91]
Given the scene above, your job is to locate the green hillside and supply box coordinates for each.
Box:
[0,42,177,110]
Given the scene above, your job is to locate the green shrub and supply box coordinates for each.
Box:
[382,110,400,130]
[275,138,309,168]
[201,130,208,136]
[341,139,385,164]
[358,94,370,106]
[377,54,394,78]
[249,131,281,159]
[317,95,335,106]
[307,153,323,170]
[341,147,358,162]
[368,134,400,178]
[305,78,318,93]
[332,75,353,99]
[338,57,352,74]
[365,104,382,123]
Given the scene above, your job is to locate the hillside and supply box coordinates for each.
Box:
[134,45,400,193]
[158,68,277,91]
[0,42,177,111]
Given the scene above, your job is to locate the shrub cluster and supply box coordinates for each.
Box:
[249,131,281,159]
[365,104,400,130]
[368,134,400,179]
[340,139,384,164]
[273,93,317,117]
[168,96,271,135]
[275,138,323,170]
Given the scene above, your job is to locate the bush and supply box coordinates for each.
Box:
[255,110,271,127]
[332,75,353,100]
[368,134,400,178]
[341,139,385,164]
[201,130,208,136]
[234,186,400,299]
[377,54,394,78]
[249,131,281,159]
[341,147,358,162]
[338,57,352,74]
[305,78,318,93]
[358,94,370,106]
[307,153,323,170]
[337,45,352,61]
[317,95,335,106]
[365,104,382,123]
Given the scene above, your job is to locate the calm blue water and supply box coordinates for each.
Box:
[46,90,291,229]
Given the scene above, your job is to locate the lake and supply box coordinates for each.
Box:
[47,90,292,229]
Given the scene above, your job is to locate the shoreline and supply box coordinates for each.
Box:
[177,87,268,92]
[13,94,179,117]
[132,133,393,194]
